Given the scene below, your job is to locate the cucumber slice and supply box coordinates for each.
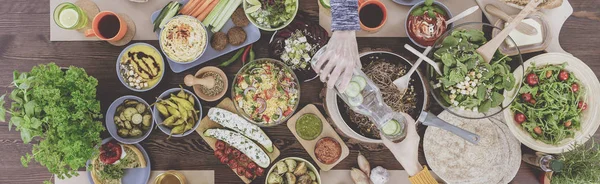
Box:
[158,3,181,30]
[320,0,330,9]
[347,94,363,107]
[382,119,400,135]
[351,76,367,90]
[344,82,361,97]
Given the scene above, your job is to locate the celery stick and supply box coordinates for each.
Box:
[203,0,229,26]
[212,0,241,32]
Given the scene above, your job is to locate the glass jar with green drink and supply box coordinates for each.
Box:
[53,2,88,30]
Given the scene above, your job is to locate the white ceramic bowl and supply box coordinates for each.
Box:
[503,53,600,153]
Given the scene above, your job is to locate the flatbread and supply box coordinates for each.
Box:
[122,144,147,168]
[489,114,522,184]
[90,144,147,184]
[424,111,508,184]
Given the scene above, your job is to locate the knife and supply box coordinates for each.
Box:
[418,111,480,145]
[485,4,538,36]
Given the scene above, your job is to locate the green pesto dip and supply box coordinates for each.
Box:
[296,114,323,140]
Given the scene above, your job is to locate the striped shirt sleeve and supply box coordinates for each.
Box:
[331,0,361,31]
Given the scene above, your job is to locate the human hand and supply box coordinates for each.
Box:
[381,113,423,176]
[314,30,361,92]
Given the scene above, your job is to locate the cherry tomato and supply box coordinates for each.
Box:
[232,149,241,159]
[256,167,265,177]
[514,113,526,124]
[521,93,532,102]
[578,101,588,111]
[534,126,542,135]
[529,99,537,105]
[239,155,249,163]
[229,161,239,169]
[228,159,237,167]
[244,171,255,179]
[564,121,572,128]
[247,162,257,170]
[526,73,539,86]
[571,83,579,92]
[215,140,226,151]
[262,115,270,123]
[558,70,569,81]
[220,156,229,164]
[224,147,233,155]
[237,167,247,176]
[214,151,225,159]
[545,70,552,78]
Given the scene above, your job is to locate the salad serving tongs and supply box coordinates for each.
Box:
[418,111,481,145]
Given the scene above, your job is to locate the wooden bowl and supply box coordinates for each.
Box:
[190,66,228,102]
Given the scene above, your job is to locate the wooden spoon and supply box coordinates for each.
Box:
[184,74,216,89]
[477,0,543,63]
[485,4,538,36]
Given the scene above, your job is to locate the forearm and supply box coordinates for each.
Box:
[331,0,360,31]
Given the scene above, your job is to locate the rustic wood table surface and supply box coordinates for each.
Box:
[1,0,599,183]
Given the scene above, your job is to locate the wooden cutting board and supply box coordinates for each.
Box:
[195,98,280,184]
[287,104,350,171]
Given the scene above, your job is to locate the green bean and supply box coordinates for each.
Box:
[173,118,185,126]
[188,95,195,106]
[178,105,188,121]
[219,48,244,67]
[171,124,186,135]
[156,103,169,117]
[162,115,177,127]
[167,106,180,117]
[170,94,194,110]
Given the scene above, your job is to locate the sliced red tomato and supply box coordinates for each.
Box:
[99,142,122,165]
[262,115,270,123]
[283,107,293,117]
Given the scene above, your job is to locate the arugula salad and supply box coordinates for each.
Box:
[511,63,587,145]
[433,29,515,112]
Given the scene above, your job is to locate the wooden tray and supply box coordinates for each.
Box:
[287,104,349,171]
[195,98,280,184]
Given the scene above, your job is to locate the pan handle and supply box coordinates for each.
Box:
[418,111,480,145]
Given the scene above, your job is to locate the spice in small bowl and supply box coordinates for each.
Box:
[184,66,228,102]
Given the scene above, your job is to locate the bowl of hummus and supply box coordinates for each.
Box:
[159,15,208,63]
[405,0,452,48]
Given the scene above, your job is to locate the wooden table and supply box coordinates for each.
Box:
[0,0,599,183]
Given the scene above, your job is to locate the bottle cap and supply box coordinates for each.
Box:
[550,159,564,172]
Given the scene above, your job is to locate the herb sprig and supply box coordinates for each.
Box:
[410,0,447,19]
[0,63,104,182]
[552,140,600,184]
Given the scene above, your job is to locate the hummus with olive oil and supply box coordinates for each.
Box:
[160,16,207,63]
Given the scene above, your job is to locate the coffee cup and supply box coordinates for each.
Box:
[85,11,128,41]
[358,0,387,32]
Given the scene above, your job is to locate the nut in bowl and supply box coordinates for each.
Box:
[243,0,299,31]
[266,157,321,184]
[159,15,208,63]
[232,58,300,127]
[117,43,165,92]
[106,95,154,144]
[153,88,202,137]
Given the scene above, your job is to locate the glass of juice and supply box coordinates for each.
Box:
[53,2,88,30]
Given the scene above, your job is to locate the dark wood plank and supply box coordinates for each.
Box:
[0,0,598,183]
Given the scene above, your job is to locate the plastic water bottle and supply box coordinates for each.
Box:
[311,46,407,142]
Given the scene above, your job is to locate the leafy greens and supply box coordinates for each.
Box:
[510,63,583,145]
[433,29,515,112]
[0,63,104,181]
